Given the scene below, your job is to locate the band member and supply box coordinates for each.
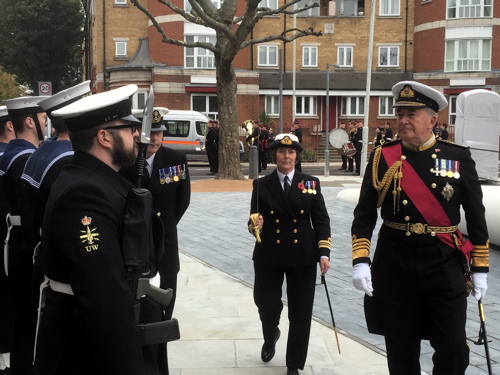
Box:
[34,85,153,375]
[352,121,363,175]
[351,81,489,375]
[338,123,349,170]
[383,121,393,143]
[1,96,47,375]
[248,133,331,375]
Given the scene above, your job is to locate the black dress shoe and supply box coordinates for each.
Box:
[261,328,281,363]
[344,169,353,173]
[287,368,299,375]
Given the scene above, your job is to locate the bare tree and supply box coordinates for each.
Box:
[130,0,321,180]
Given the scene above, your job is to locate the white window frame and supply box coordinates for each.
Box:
[192,94,218,119]
[302,46,318,68]
[132,90,148,110]
[295,0,320,17]
[378,46,399,67]
[258,45,278,67]
[379,96,395,117]
[341,96,364,116]
[265,96,280,116]
[380,0,400,16]
[115,0,127,4]
[445,39,491,72]
[335,0,357,17]
[446,0,492,19]
[449,95,458,125]
[295,96,316,116]
[185,0,223,12]
[115,41,127,57]
[260,0,278,10]
[337,45,353,67]
[185,35,216,69]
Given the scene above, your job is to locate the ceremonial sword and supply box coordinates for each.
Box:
[475,299,492,375]
[321,274,341,354]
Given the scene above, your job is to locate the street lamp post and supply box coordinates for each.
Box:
[324,63,334,177]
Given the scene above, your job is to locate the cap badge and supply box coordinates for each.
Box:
[152,110,161,124]
[400,85,415,99]
[280,136,293,146]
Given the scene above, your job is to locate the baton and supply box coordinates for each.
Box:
[476,299,492,375]
[321,274,341,354]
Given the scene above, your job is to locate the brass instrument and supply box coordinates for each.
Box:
[243,119,255,146]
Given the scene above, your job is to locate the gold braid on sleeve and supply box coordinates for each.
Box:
[352,235,371,260]
[371,147,403,213]
[471,240,489,268]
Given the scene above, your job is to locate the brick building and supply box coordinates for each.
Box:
[81,0,499,154]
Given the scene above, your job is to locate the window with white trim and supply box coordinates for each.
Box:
[380,0,400,16]
[337,46,353,67]
[133,91,148,110]
[258,45,278,67]
[260,0,278,9]
[334,0,357,16]
[185,36,216,68]
[447,0,492,19]
[265,96,280,116]
[295,0,320,17]
[115,0,126,4]
[445,39,491,71]
[192,95,218,120]
[295,96,316,116]
[341,97,364,116]
[185,0,223,12]
[449,95,458,125]
[379,96,395,116]
[115,41,127,57]
[302,46,318,68]
[379,46,399,67]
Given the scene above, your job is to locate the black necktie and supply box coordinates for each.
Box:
[283,175,290,198]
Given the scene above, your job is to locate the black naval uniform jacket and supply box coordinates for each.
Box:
[35,152,145,375]
[351,137,489,335]
[121,146,191,281]
[250,170,331,267]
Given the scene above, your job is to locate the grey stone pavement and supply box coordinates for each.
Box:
[173,166,499,375]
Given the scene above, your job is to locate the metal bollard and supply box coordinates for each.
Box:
[249,146,259,179]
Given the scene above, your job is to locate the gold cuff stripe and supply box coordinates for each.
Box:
[318,238,331,249]
[353,248,370,259]
[474,245,489,250]
[352,238,370,259]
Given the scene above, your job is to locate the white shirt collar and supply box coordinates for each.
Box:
[277,169,295,186]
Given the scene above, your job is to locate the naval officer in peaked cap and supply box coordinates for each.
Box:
[351,81,489,375]
[248,133,331,375]
[33,85,157,375]
[0,95,47,374]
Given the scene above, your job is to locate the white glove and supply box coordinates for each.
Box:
[352,263,373,297]
[471,272,488,301]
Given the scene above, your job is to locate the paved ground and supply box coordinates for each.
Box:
[173,167,499,375]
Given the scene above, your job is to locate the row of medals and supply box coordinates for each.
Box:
[159,165,187,185]
[432,158,460,179]
[301,181,317,195]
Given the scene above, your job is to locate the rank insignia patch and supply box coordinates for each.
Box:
[80,215,100,251]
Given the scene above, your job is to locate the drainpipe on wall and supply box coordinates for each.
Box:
[102,0,107,91]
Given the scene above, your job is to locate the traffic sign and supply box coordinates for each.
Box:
[38,81,52,96]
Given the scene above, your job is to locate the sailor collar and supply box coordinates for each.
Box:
[402,133,436,152]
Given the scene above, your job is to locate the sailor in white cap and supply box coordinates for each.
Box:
[351,81,489,374]
[0,105,15,375]
[34,85,150,375]
[0,95,47,374]
[248,133,331,375]
[21,82,92,330]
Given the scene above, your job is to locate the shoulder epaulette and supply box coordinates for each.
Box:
[437,139,468,148]
[380,139,402,148]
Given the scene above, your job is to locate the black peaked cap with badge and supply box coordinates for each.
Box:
[39,81,92,119]
[51,84,141,131]
[269,133,303,152]
[392,80,448,112]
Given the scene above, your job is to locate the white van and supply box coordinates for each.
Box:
[160,110,209,161]
[160,110,245,162]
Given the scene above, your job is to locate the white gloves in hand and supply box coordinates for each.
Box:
[352,263,373,297]
[471,272,488,301]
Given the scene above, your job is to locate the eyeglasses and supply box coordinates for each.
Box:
[102,124,138,133]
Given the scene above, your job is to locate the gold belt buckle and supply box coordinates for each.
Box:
[411,223,426,234]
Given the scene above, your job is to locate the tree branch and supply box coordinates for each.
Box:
[239,27,322,50]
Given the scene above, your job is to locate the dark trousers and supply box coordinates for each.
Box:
[341,155,348,170]
[253,262,317,370]
[369,233,469,375]
[206,146,218,173]
[353,144,362,173]
[258,149,267,171]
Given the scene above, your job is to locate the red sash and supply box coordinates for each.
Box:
[381,144,473,260]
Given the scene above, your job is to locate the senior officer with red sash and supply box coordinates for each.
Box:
[351,81,489,375]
